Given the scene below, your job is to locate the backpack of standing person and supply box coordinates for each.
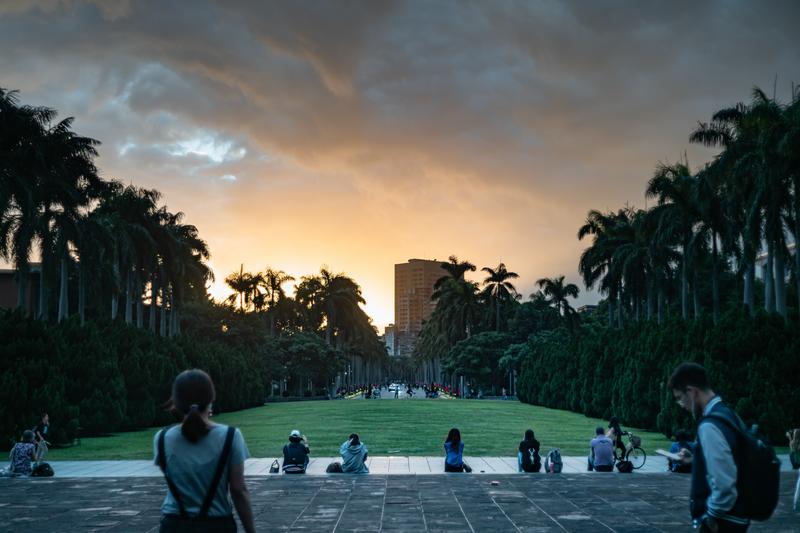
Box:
[705,412,780,521]
[544,449,562,473]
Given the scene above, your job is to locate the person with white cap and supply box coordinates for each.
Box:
[282,429,310,474]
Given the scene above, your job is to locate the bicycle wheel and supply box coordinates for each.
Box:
[626,447,646,469]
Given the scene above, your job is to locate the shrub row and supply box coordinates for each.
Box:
[0,311,272,448]
[516,308,800,444]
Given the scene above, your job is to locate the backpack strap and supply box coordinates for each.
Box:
[157,427,188,519]
[198,426,236,518]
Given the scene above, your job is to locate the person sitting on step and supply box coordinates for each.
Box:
[444,428,472,472]
[518,429,541,473]
[588,426,615,472]
[282,429,310,474]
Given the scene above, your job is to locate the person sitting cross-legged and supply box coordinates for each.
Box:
[518,429,541,473]
[340,433,369,474]
[588,426,615,472]
[282,429,309,474]
[9,430,37,476]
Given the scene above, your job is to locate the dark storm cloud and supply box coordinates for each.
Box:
[1,0,799,318]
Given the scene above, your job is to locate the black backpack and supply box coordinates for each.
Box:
[31,462,54,477]
[705,411,781,521]
[616,460,633,473]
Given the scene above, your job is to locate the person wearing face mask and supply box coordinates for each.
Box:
[668,362,749,532]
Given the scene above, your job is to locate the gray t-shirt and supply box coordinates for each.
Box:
[590,435,614,467]
[153,424,249,517]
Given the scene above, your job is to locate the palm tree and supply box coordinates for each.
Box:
[534,275,580,322]
[434,255,476,290]
[481,263,519,331]
[260,268,295,334]
[225,264,256,312]
[646,160,699,320]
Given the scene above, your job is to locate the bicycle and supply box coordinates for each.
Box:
[613,431,646,469]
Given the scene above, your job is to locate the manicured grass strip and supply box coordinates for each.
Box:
[46,400,676,460]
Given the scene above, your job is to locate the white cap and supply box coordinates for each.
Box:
[290,429,301,438]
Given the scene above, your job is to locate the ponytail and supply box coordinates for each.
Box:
[169,369,215,443]
[181,403,211,443]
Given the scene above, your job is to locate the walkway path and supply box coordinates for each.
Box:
[44,454,795,477]
[2,473,798,532]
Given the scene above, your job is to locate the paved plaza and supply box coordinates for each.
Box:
[2,472,799,532]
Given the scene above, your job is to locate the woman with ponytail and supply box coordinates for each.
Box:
[153,369,255,532]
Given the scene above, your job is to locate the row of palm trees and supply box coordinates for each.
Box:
[224,265,387,386]
[414,255,580,372]
[1,88,211,334]
[578,86,799,325]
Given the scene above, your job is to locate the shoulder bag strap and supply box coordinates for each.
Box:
[198,426,236,518]
[157,427,188,518]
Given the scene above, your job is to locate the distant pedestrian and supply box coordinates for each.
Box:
[154,369,255,533]
[444,428,472,472]
[518,429,541,473]
[34,413,50,462]
[668,362,750,532]
[588,426,614,472]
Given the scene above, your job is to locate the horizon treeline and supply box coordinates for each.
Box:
[0,87,388,446]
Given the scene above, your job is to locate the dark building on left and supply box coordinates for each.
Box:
[0,264,41,314]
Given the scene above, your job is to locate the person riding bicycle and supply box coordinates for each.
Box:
[607,416,627,460]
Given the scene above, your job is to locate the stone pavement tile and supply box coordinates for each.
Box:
[2,473,800,532]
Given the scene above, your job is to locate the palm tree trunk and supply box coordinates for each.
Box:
[38,257,48,321]
[159,280,168,337]
[58,252,69,322]
[764,243,775,313]
[711,232,720,324]
[78,262,86,326]
[495,297,501,332]
[608,296,614,327]
[148,273,158,333]
[124,269,133,324]
[110,246,119,320]
[135,270,144,328]
[774,246,787,318]
[692,272,701,319]
[681,254,689,320]
[744,259,755,314]
[646,278,654,321]
[16,266,28,314]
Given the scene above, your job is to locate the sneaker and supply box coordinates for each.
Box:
[464,464,473,473]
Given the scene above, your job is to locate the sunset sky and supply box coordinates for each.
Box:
[2,1,799,329]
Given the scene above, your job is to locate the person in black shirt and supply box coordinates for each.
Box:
[282,429,309,474]
[518,429,541,472]
[608,415,626,460]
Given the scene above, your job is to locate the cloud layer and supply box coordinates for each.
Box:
[2,0,799,327]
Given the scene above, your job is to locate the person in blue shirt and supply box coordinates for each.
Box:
[669,430,694,473]
[588,426,615,472]
[444,428,472,472]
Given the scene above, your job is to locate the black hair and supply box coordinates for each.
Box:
[446,428,461,444]
[667,362,710,391]
[349,433,360,446]
[524,429,535,441]
[595,426,605,435]
[170,369,215,443]
[674,430,691,442]
[22,430,35,443]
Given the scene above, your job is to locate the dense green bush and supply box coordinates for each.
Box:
[516,308,800,444]
[0,309,345,448]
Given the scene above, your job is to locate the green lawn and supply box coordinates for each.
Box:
[47,399,676,460]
